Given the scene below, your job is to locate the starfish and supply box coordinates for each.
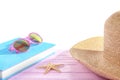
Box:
[36,62,63,74]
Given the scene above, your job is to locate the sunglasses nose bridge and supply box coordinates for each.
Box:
[26,37,35,44]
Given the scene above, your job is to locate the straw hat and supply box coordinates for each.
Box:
[70,11,120,80]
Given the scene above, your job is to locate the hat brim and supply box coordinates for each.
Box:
[70,37,120,80]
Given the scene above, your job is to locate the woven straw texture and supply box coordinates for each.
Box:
[70,11,120,80]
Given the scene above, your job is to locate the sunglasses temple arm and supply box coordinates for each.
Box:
[9,45,19,53]
[9,45,14,51]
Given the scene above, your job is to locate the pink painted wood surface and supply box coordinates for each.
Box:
[9,50,107,80]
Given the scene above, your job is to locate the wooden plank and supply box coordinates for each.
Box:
[9,51,106,80]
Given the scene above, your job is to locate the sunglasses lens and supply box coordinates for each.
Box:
[29,33,42,43]
[14,39,30,52]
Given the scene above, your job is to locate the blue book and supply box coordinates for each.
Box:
[0,38,56,80]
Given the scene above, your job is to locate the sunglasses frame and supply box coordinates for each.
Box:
[26,32,42,44]
[9,32,43,53]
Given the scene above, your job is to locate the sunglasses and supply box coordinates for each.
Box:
[9,32,43,53]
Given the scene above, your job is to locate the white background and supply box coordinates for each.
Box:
[0,0,120,49]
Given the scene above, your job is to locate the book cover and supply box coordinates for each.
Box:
[0,38,56,80]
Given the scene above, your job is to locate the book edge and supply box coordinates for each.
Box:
[1,46,58,79]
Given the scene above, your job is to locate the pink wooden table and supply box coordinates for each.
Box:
[9,50,107,80]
